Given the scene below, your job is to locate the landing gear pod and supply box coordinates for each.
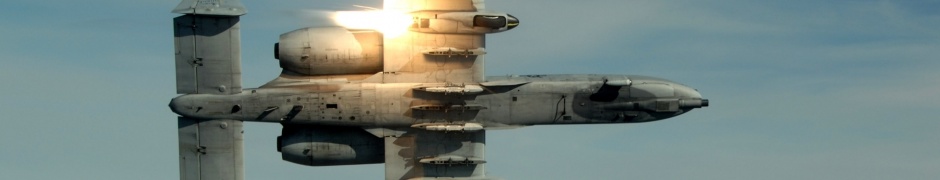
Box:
[474,14,519,30]
[473,15,506,28]
[410,12,520,34]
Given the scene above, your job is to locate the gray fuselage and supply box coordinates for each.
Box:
[170,74,707,128]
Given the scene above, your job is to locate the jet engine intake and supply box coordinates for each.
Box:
[277,125,383,166]
[275,27,383,76]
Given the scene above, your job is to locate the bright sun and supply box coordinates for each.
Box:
[333,10,413,37]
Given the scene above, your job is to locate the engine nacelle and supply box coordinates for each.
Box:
[275,27,383,76]
[277,125,383,166]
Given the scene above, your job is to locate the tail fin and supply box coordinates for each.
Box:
[173,0,245,95]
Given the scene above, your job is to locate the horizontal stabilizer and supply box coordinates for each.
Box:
[174,15,243,94]
[178,118,244,180]
[173,0,246,16]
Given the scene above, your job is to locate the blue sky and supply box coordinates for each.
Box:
[1,0,938,179]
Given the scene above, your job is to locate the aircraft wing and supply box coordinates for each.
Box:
[379,1,494,179]
[378,129,491,180]
[381,0,487,84]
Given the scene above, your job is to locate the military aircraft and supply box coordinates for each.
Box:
[168,0,709,179]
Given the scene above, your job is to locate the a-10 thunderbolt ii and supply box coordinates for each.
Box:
[168,0,709,179]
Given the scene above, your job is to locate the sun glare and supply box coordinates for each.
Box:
[333,10,413,37]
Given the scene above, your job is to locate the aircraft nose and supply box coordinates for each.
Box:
[673,83,701,99]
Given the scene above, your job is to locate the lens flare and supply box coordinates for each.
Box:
[333,10,412,37]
